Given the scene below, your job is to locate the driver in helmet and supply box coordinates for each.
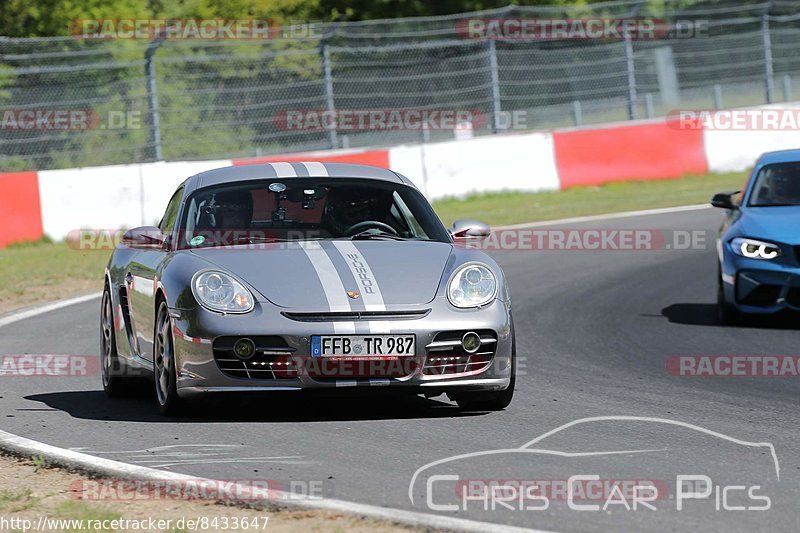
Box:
[205,189,254,245]
[764,167,800,205]
[324,187,392,237]
[214,189,253,230]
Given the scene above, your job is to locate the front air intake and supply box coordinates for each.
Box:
[424,330,497,375]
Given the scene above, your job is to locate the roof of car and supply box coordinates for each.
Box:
[757,149,800,165]
[184,162,409,192]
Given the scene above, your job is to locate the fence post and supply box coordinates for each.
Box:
[144,34,165,161]
[623,27,638,120]
[321,42,338,149]
[487,38,503,133]
[761,14,775,104]
[783,75,792,101]
[573,100,583,127]
[713,84,724,109]
[572,100,583,127]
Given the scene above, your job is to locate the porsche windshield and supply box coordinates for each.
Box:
[749,162,800,207]
[177,179,450,249]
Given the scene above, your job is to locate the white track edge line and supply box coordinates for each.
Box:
[494,203,712,230]
[0,292,103,328]
[0,430,549,533]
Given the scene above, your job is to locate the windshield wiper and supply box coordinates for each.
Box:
[348,230,408,241]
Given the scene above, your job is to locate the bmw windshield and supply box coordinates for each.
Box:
[177,179,451,249]
[748,162,800,207]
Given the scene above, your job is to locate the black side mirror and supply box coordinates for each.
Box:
[121,226,166,249]
[450,219,491,239]
[711,191,740,210]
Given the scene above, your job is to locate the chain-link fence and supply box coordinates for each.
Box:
[2,0,800,171]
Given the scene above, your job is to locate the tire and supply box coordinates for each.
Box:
[452,332,516,411]
[717,272,740,326]
[101,286,137,397]
[154,300,184,416]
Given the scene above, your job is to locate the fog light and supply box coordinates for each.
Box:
[234,338,256,360]
[461,332,481,354]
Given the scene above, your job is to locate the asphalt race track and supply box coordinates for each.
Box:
[2,207,799,532]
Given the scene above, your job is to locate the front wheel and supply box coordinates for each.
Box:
[101,287,137,397]
[154,301,183,416]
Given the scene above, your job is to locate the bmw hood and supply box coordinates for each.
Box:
[737,206,800,245]
[190,240,454,309]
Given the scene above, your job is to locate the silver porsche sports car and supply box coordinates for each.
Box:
[101,162,515,415]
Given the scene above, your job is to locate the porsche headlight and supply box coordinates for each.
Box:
[192,271,254,313]
[447,263,497,308]
[731,238,783,260]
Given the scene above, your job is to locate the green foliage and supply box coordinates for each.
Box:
[31,454,47,471]
[1,0,602,37]
[0,487,39,512]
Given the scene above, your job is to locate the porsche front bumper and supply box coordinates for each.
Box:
[170,298,514,398]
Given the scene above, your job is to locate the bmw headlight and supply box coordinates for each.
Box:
[731,238,783,260]
[447,263,497,308]
[192,271,254,313]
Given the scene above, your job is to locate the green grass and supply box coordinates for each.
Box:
[432,171,747,227]
[0,488,39,513]
[0,237,109,313]
[55,501,121,532]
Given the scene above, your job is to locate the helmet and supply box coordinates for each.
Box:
[324,187,390,234]
[214,189,253,229]
[768,169,800,204]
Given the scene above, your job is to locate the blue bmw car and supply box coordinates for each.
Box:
[712,149,800,323]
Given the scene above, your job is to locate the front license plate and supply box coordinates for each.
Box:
[311,335,415,358]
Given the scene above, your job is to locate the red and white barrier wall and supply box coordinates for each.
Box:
[703,103,800,173]
[2,107,798,247]
[0,171,43,248]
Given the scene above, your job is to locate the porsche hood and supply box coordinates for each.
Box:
[190,240,454,309]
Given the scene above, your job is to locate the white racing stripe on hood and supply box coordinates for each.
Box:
[331,241,390,334]
[301,162,328,176]
[297,241,355,334]
[270,162,297,177]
